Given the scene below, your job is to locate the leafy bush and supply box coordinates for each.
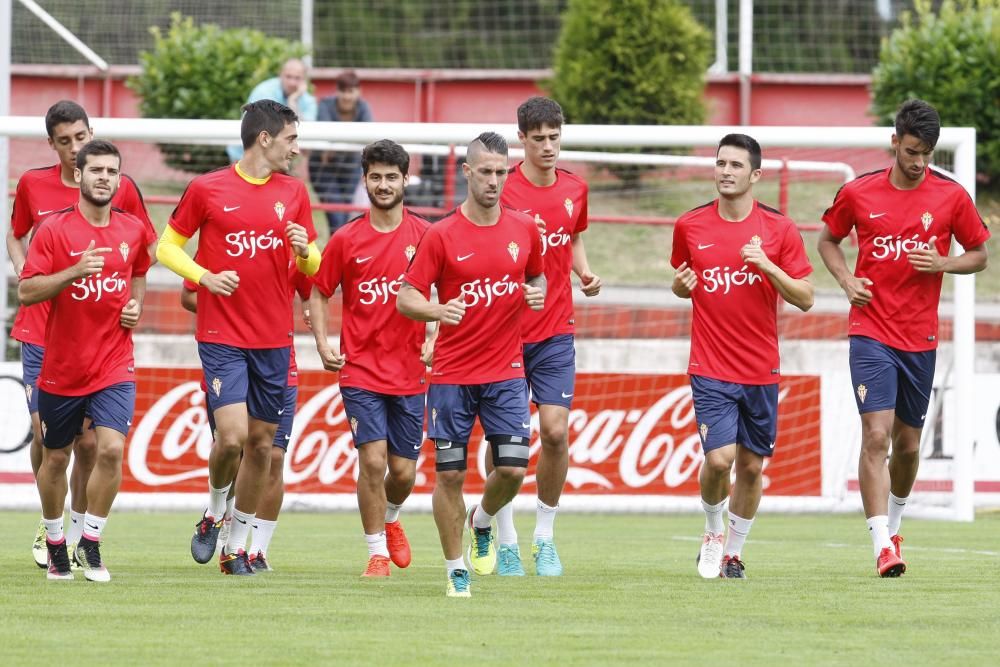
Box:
[127,13,304,174]
[549,0,710,186]
[872,0,1000,189]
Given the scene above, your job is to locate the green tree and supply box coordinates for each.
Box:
[872,0,1000,189]
[550,0,711,185]
[127,13,304,174]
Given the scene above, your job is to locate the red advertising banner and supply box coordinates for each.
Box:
[123,369,822,496]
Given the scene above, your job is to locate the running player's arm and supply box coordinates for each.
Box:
[157,227,239,296]
[290,186,322,275]
[121,243,152,329]
[309,234,345,371]
[398,230,465,325]
[741,224,814,312]
[119,175,158,264]
[5,227,26,277]
[421,322,439,366]
[180,282,198,313]
[523,220,546,310]
[7,177,34,276]
[571,234,601,297]
[19,233,111,305]
[818,187,873,307]
[670,215,697,298]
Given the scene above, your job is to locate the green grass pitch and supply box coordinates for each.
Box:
[1,510,997,665]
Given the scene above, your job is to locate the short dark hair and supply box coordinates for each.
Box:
[45,100,89,138]
[894,99,941,150]
[517,96,564,133]
[336,69,360,91]
[75,139,121,170]
[468,131,508,158]
[717,133,762,170]
[362,139,410,175]
[240,99,299,150]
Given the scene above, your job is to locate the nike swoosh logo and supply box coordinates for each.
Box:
[277,409,285,415]
[236,517,247,525]
[869,212,887,219]
[86,523,99,530]
[697,243,714,250]
[457,253,474,262]
[355,256,373,264]
[561,392,573,398]
[223,205,240,212]
[413,443,422,450]
[37,209,53,216]
[520,209,532,214]
[284,434,290,440]
[69,249,88,256]
[126,420,133,426]
[521,422,531,429]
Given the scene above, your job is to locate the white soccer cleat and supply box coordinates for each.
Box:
[696,531,725,579]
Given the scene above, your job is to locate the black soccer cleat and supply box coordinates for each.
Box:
[219,547,255,576]
[248,550,273,573]
[720,554,747,579]
[191,512,223,564]
[46,540,74,580]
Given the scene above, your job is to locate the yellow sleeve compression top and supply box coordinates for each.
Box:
[296,241,322,276]
[155,226,207,285]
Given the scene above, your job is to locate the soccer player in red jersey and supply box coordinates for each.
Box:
[671,134,813,579]
[490,96,601,576]
[18,140,151,581]
[818,100,989,577]
[398,132,546,597]
[310,140,432,578]
[5,101,156,569]
[157,100,320,576]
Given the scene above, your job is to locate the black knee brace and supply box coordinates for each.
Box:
[434,439,468,471]
[489,434,530,468]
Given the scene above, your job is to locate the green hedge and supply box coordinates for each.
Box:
[872,0,1000,189]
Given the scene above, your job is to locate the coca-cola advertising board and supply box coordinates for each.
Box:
[123,369,821,496]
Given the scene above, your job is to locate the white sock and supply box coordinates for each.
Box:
[702,498,726,535]
[82,513,107,542]
[866,515,892,557]
[365,531,389,558]
[66,510,85,545]
[496,502,518,545]
[43,516,64,543]
[252,518,277,556]
[224,496,236,521]
[227,508,254,554]
[207,482,231,520]
[445,557,466,575]
[887,493,908,536]
[385,501,402,524]
[724,512,754,558]
[473,504,494,530]
[533,499,558,541]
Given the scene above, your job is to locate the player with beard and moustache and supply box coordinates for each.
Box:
[397,132,546,597]
[818,99,989,577]
[18,140,151,581]
[672,133,813,579]
[157,100,320,576]
[6,101,156,570]
[310,140,432,577]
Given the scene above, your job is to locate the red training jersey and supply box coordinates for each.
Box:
[168,165,317,349]
[671,200,812,385]
[501,162,589,343]
[21,206,151,395]
[313,210,431,395]
[403,206,544,385]
[822,167,990,351]
[10,164,155,346]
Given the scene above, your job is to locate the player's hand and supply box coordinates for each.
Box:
[907,235,946,273]
[841,276,874,307]
[438,297,466,326]
[672,261,698,296]
[74,240,112,278]
[534,214,546,235]
[302,306,313,330]
[579,271,601,297]
[318,345,346,372]
[200,270,240,296]
[420,336,436,366]
[523,283,544,311]
[286,222,310,258]
[740,243,775,274]
[120,298,142,329]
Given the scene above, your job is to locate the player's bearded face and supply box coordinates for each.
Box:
[714,145,759,198]
[365,164,406,210]
[465,153,509,209]
[893,133,932,183]
[48,120,93,172]
[76,154,121,206]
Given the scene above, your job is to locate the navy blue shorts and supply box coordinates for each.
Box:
[524,334,576,408]
[273,385,298,450]
[690,375,778,457]
[849,336,935,428]
[38,382,136,450]
[198,343,290,424]
[427,379,530,444]
[21,342,44,413]
[341,387,425,460]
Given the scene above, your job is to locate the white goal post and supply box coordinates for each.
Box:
[0,117,981,521]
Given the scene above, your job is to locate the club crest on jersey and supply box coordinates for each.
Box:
[118,242,130,262]
[564,197,574,218]
[507,241,520,262]
[699,423,708,441]
[921,211,933,231]
[750,235,763,247]
[211,377,223,397]
[274,201,286,221]
[405,245,416,262]
[350,417,358,435]
[856,384,868,404]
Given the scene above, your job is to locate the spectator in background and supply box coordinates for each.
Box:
[310,70,374,231]
[227,58,318,163]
